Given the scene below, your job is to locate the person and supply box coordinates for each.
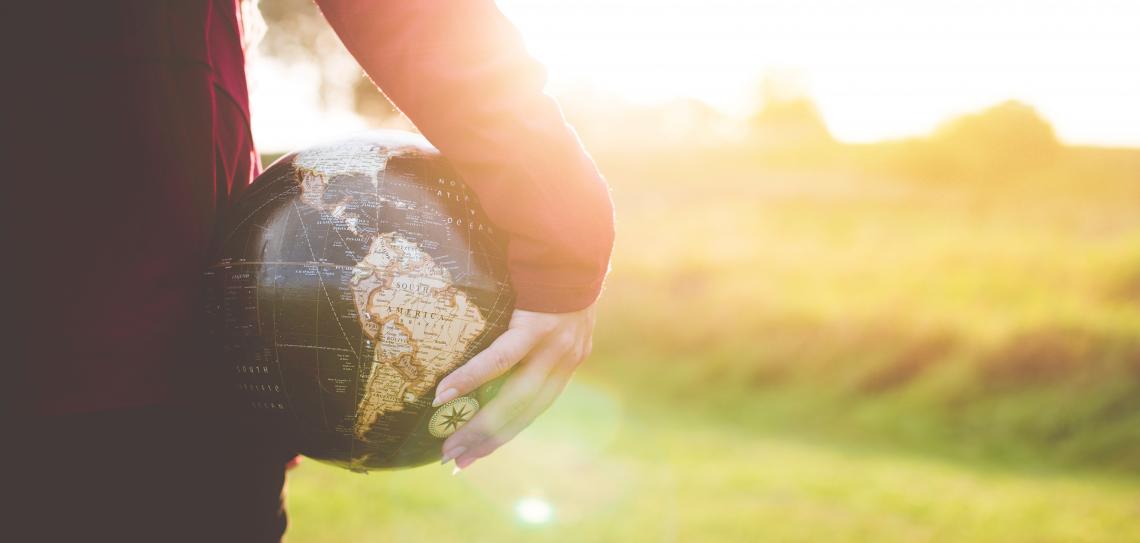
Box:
[7,1,614,541]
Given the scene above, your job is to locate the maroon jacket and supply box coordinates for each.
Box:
[10,0,614,416]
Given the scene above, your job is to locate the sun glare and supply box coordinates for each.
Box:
[497,0,1140,146]
[514,497,555,524]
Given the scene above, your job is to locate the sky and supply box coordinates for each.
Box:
[250,0,1140,149]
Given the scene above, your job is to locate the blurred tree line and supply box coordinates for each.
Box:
[744,71,1061,182]
[749,72,833,149]
[868,100,1061,182]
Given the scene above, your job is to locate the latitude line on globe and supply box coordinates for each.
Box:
[276,344,357,352]
[207,261,357,270]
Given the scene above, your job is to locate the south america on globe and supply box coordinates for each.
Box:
[205,131,514,471]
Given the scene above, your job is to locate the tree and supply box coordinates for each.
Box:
[749,72,833,149]
[929,100,1060,172]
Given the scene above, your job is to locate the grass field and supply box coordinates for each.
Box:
[287,381,1140,542]
[282,140,1140,542]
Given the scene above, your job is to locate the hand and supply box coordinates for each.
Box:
[434,304,597,470]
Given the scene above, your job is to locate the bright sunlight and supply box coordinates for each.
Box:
[497,0,1140,145]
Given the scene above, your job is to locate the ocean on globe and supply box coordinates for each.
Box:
[205,131,514,472]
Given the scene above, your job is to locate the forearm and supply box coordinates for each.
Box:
[316,0,615,312]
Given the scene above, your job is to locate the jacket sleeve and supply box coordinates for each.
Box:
[315,0,615,313]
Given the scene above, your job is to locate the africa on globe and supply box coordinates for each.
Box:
[205,131,514,471]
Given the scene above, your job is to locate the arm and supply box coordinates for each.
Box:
[316,0,615,468]
[316,0,614,312]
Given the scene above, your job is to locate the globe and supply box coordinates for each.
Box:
[205,131,514,472]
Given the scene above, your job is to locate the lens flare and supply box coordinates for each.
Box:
[514,497,554,524]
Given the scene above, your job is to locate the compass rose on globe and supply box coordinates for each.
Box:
[429,397,480,438]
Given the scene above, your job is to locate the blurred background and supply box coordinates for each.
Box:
[250,1,1140,541]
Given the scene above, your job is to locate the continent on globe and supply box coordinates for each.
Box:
[293,138,413,235]
[349,232,487,440]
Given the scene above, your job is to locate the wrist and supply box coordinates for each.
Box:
[511,279,605,313]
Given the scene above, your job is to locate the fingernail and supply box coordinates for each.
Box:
[440,446,466,465]
[432,387,459,407]
[452,465,462,476]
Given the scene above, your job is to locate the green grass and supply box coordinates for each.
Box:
[287,377,1140,542]
[280,143,1140,541]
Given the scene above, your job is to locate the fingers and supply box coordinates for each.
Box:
[436,305,599,469]
[440,340,564,461]
[432,327,542,407]
[453,368,573,469]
